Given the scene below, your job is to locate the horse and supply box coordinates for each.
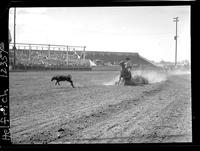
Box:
[51,74,75,88]
[118,61,132,84]
[118,61,148,86]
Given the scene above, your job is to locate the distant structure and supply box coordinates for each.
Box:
[9,43,91,71]
[84,51,160,70]
[9,42,160,71]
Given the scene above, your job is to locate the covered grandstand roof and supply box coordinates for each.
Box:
[84,51,159,68]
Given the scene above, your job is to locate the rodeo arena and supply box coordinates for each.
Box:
[9,41,191,144]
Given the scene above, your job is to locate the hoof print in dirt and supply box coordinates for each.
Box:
[56,128,65,138]
[58,128,65,132]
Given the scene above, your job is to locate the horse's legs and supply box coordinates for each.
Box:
[56,80,60,85]
[118,76,122,85]
[122,78,125,84]
[69,80,75,88]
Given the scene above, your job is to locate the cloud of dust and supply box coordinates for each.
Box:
[102,69,191,86]
[102,70,168,85]
[133,70,167,84]
[103,75,120,85]
[168,70,191,75]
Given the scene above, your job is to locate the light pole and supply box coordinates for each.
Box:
[13,7,16,68]
[173,17,179,67]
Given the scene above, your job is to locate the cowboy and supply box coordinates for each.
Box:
[118,59,132,84]
[124,57,133,74]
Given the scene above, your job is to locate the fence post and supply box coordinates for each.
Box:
[66,45,69,67]
[29,44,31,60]
[13,45,17,68]
[48,44,50,59]
[83,46,86,61]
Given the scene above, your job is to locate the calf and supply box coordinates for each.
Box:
[51,74,75,88]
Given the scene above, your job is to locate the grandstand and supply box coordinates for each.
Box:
[9,43,161,71]
[9,43,91,71]
[82,51,161,70]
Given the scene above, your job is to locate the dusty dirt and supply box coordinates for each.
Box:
[9,70,191,144]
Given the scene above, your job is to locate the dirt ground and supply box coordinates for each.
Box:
[9,70,191,144]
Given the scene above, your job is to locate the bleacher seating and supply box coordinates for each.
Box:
[9,45,161,71]
[9,48,90,70]
[83,51,159,69]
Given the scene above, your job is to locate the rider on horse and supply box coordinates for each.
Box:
[118,57,133,84]
[124,57,132,73]
[118,57,148,86]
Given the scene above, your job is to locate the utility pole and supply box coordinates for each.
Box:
[173,17,179,67]
[13,7,16,68]
[83,46,86,61]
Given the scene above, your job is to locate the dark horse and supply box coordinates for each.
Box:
[118,61,148,86]
[51,74,75,88]
[118,61,132,84]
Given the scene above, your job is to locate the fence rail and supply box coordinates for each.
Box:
[9,43,86,52]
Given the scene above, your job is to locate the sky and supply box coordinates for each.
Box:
[9,6,190,63]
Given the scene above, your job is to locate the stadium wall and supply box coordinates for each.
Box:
[9,45,161,71]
